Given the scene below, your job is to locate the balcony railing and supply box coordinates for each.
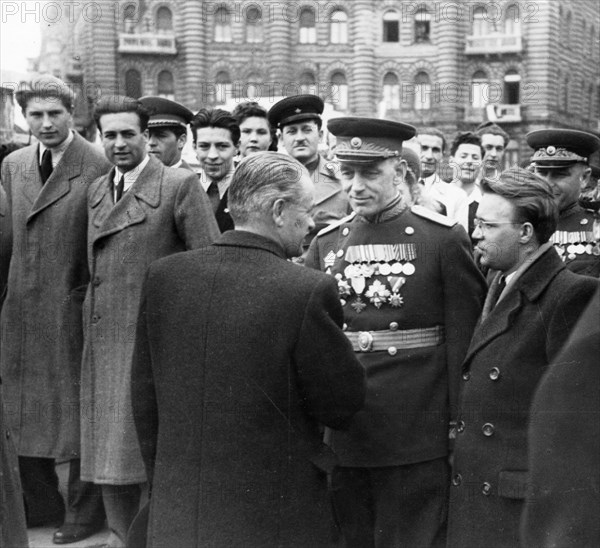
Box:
[118,33,177,55]
[465,34,522,54]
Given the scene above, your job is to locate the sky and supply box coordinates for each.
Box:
[1,1,44,74]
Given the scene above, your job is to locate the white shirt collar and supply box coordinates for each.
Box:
[113,154,150,197]
[198,166,235,198]
[39,130,74,167]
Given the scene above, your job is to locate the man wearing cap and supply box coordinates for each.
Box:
[139,96,194,170]
[475,121,510,180]
[305,117,486,547]
[527,128,600,277]
[0,74,111,543]
[268,94,348,249]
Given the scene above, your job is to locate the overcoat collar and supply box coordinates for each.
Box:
[25,133,86,222]
[90,155,163,242]
[464,248,565,364]
[214,230,287,260]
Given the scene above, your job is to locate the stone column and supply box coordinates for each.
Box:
[350,0,377,116]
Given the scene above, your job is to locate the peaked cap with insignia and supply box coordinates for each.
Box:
[268,94,324,129]
[139,96,194,129]
[328,117,416,164]
[526,128,600,168]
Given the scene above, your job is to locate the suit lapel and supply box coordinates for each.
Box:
[20,146,43,207]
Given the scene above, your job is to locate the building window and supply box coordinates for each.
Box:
[215,71,232,104]
[299,8,316,44]
[471,70,488,108]
[299,71,317,94]
[157,70,174,100]
[472,7,487,36]
[330,71,348,111]
[504,70,520,104]
[383,10,400,42]
[563,76,570,111]
[123,3,137,33]
[245,6,263,43]
[245,73,261,100]
[588,84,595,118]
[214,7,232,43]
[503,140,519,171]
[156,6,173,32]
[504,4,520,35]
[414,72,431,110]
[414,8,431,43]
[125,69,142,98]
[383,72,400,110]
[330,10,348,44]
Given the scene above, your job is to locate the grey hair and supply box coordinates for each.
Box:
[228,152,309,225]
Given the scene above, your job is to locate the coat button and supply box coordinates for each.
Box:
[489,367,500,381]
[91,315,101,324]
[482,482,492,496]
[457,420,465,433]
[389,322,399,331]
[482,423,495,437]
[388,346,397,356]
[342,323,348,331]
[452,473,462,486]
[342,227,349,236]
[336,250,344,258]
[462,371,471,381]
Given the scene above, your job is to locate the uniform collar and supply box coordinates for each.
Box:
[357,193,407,224]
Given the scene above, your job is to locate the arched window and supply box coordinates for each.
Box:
[214,7,232,43]
[504,69,520,104]
[156,6,173,32]
[471,70,488,108]
[383,10,400,42]
[414,8,431,42]
[330,10,348,44]
[414,72,431,110]
[299,71,317,94]
[472,6,487,36]
[157,70,174,100]
[123,3,137,33]
[330,71,348,111]
[245,72,261,100]
[216,71,232,104]
[504,4,520,35]
[246,5,263,43]
[125,69,142,99]
[299,8,316,44]
[383,72,400,110]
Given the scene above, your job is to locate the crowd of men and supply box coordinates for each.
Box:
[0,73,599,548]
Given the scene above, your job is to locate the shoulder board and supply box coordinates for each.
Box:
[411,205,457,227]
[316,212,357,237]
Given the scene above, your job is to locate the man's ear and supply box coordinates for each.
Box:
[142,129,149,142]
[272,198,286,227]
[177,133,187,151]
[519,222,535,245]
[581,166,592,188]
[318,129,323,142]
[394,159,407,184]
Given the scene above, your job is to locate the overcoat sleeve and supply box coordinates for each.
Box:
[293,275,366,429]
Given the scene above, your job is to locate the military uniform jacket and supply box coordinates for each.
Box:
[305,203,486,467]
[0,134,111,458]
[131,231,366,547]
[81,155,219,484]
[552,203,600,277]
[447,249,599,548]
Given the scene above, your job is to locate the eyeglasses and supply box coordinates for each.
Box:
[473,218,522,232]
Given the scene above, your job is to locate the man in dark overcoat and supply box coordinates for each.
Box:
[81,96,219,547]
[305,118,487,547]
[447,168,599,548]
[130,152,366,547]
[0,75,110,543]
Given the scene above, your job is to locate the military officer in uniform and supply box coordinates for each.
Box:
[527,128,600,277]
[139,96,194,170]
[268,95,349,249]
[305,118,487,547]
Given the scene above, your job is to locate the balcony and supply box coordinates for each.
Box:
[465,34,522,54]
[118,33,177,55]
[465,104,521,123]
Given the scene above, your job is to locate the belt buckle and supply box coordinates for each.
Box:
[357,331,374,352]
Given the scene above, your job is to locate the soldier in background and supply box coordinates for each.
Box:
[139,96,194,170]
[527,129,600,277]
[306,117,486,547]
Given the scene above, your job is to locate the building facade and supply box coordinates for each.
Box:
[41,0,599,163]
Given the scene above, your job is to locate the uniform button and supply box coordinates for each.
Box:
[482,423,495,437]
[462,371,471,381]
[91,315,101,323]
[388,346,397,356]
[405,226,414,235]
[452,473,462,486]
[336,250,344,258]
[389,322,399,331]
[457,420,465,433]
[92,277,101,287]
[482,482,492,496]
[342,323,348,331]
[342,227,349,236]
[489,367,500,381]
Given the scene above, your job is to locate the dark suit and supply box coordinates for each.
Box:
[130,230,366,548]
[521,288,600,548]
[447,248,599,548]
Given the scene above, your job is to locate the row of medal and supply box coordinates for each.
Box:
[551,231,600,260]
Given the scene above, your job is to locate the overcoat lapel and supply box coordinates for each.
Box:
[20,146,43,207]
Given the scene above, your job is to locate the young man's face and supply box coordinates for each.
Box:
[194,126,237,181]
[280,120,322,165]
[100,111,148,172]
[147,127,186,167]
[418,134,444,178]
[480,133,506,169]
[451,143,482,185]
[238,116,272,158]
[25,97,72,148]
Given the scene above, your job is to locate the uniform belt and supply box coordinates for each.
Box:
[345,326,445,353]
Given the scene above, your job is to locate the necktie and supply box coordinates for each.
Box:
[40,149,53,184]
[207,181,220,213]
[481,273,506,321]
[115,175,125,203]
